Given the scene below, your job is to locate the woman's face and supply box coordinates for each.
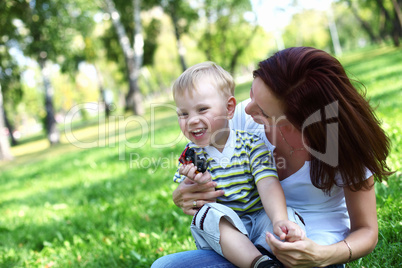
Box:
[245,77,287,126]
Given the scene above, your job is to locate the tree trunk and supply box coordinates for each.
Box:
[375,0,400,46]
[39,59,60,145]
[0,83,13,161]
[327,6,342,56]
[127,0,144,115]
[391,0,402,38]
[229,25,258,75]
[346,0,380,44]
[171,13,187,72]
[391,0,402,31]
[203,6,213,61]
[3,109,17,146]
[104,0,144,115]
[93,64,110,118]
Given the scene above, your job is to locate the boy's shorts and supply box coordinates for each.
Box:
[190,203,306,257]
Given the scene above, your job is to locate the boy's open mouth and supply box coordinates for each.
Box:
[191,128,207,138]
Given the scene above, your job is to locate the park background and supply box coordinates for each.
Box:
[0,0,401,267]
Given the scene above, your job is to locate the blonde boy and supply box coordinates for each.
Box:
[172,62,305,268]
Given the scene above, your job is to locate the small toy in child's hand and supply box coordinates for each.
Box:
[179,147,208,173]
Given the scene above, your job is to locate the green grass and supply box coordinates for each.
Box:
[1,45,401,267]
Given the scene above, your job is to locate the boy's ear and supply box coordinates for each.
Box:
[226,96,236,119]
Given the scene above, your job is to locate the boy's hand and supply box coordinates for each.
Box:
[273,220,305,242]
[179,164,212,184]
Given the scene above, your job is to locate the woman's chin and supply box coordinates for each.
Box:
[251,117,265,125]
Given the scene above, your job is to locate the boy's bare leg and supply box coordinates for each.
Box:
[219,217,262,268]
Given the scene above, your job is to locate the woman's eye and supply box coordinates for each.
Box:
[261,111,270,118]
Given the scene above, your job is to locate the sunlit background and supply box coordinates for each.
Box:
[1,0,400,151]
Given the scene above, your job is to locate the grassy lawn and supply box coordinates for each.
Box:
[0,45,401,267]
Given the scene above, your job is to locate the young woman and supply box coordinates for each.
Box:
[152,47,392,268]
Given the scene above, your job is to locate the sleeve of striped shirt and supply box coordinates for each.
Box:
[173,162,186,183]
[249,138,278,183]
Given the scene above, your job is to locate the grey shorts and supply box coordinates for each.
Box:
[190,203,306,257]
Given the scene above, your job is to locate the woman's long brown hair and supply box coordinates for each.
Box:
[254,47,393,193]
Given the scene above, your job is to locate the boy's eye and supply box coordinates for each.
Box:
[177,112,188,117]
[199,107,208,112]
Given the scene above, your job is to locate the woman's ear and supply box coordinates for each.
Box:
[227,96,236,119]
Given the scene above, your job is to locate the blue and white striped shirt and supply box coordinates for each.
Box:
[174,129,278,217]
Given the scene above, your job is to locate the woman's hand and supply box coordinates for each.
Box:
[266,232,323,268]
[173,177,225,216]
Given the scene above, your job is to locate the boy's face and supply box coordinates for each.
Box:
[175,79,234,149]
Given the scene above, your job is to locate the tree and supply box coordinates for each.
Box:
[340,0,402,47]
[82,35,110,117]
[374,0,401,46]
[20,0,96,145]
[345,0,381,44]
[103,0,141,115]
[196,0,258,75]
[392,0,402,30]
[0,83,12,161]
[0,46,21,147]
[102,0,161,114]
[283,10,331,50]
[162,0,198,72]
[0,0,27,146]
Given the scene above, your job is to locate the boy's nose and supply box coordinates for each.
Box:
[188,115,201,125]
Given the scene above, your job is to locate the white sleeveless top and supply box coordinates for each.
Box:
[230,99,372,245]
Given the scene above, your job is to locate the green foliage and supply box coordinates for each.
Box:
[0,0,100,144]
[338,0,402,47]
[24,0,96,66]
[0,108,189,266]
[162,0,199,35]
[143,18,162,66]
[101,0,161,73]
[0,50,23,110]
[283,9,331,51]
[196,0,259,74]
[0,0,28,117]
[339,45,402,268]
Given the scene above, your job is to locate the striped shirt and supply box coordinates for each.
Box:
[173,129,278,217]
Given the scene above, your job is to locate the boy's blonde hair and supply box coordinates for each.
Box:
[172,61,235,100]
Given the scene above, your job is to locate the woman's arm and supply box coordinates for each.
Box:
[266,176,378,267]
[173,177,225,215]
[341,176,378,260]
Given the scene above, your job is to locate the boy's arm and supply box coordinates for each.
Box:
[257,178,305,241]
[249,139,285,225]
[250,139,304,241]
[257,178,288,239]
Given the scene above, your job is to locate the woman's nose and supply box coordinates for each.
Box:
[245,100,257,115]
